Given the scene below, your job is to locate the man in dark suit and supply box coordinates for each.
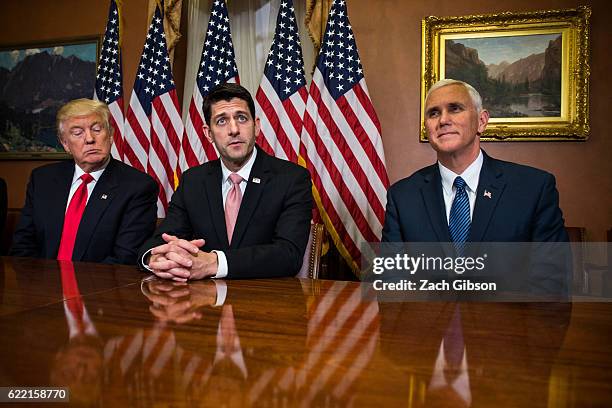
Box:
[139,84,312,280]
[382,79,569,293]
[11,99,158,264]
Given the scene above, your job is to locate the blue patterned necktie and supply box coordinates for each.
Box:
[443,305,464,383]
[448,176,471,256]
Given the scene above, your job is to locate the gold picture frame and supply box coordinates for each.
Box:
[420,6,591,141]
[0,36,101,159]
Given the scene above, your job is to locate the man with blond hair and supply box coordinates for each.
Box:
[11,98,158,264]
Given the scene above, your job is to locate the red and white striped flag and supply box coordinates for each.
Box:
[124,5,184,217]
[300,0,389,272]
[181,0,239,170]
[255,0,307,163]
[94,0,124,161]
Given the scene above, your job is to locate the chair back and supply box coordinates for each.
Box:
[296,223,325,279]
[566,226,587,294]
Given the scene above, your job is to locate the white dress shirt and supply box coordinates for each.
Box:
[438,150,483,224]
[214,148,258,278]
[65,161,109,211]
[428,339,472,406]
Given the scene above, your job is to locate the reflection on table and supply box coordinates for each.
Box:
[0,256,611,406]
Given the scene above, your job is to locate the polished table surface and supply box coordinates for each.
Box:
[1,256,611,407]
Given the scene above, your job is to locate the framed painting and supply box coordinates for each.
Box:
[0,36,100,159]
[420,7,591,141]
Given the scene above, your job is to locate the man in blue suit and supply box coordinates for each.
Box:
[382,79,569,294]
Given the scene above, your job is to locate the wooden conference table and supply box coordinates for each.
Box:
[0,256,611,407]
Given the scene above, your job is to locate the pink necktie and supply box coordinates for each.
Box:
[225,173,243,244]
[57,173,94,260]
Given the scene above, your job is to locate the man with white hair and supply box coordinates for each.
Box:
[11,98,158,264]
[382,79,569,293]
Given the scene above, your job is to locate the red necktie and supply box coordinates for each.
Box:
[59,260,85,334]
[57,173,94,260]
[225,173,243,244]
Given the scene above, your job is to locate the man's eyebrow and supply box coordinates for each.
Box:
[214,110,250,118]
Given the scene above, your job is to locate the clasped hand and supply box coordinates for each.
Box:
[142,279,219,323]
[148,233,218,281]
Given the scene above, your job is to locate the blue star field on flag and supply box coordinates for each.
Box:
[195,0,239,96]
[95,0,122,105]
[316,0,364,99]
[133,7,175,116]
[263,0,306,100]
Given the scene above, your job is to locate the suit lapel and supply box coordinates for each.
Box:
[72,160,119,261]
[47,161,74,256]
[469,153,506,242]
[420,166,453,250]
[204,160,229,247]
[230,150,268,248]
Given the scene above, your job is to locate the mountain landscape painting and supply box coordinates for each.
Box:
[444,33,562,118]
[0,40,98,155]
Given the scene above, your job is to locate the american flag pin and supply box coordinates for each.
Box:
[483,190,492,199]
[252,177,261,184]
[101,194,108,200]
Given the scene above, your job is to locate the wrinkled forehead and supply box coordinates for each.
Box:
[210,98,252,117]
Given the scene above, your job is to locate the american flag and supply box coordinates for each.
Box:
[94,0,124,161]
[124,5,184,217]
[255,0,307,163]
[300,0,389,272]
[181,0,239,169]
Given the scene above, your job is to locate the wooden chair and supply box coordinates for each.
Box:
[296,223,325,279]
[566,226,587,294]
[567,226,612,296]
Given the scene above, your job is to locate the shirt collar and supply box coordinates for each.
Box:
[438,150,483,195]
[221,147,257,184]
[71,157,110,185]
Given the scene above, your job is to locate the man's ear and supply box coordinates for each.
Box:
[202,125,213,144]
[109,125,114,146]
[254,117,261,136]
[477,109,490,135]
[58,135,71,155]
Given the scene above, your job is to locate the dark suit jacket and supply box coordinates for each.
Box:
[381,151,569,293]
[10,158,158,265]
[138,147,313,279]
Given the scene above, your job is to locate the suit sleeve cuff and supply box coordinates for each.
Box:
[212,250,228,279]
[213,280,227,306]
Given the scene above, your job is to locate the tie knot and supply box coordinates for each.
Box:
[453,176,466,190]
[80,173,94,184]
[228,173,243,186]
